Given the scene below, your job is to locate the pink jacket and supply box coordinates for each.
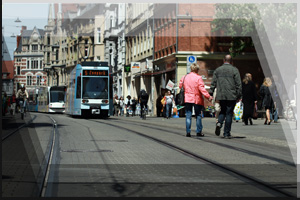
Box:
[179,72,210,105]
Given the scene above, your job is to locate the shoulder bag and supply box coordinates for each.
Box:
[178,75,187,106]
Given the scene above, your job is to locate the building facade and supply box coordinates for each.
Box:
[125,3,154,114]
[44,3,106,87]
[103,3,126,98]
[153,3,264,113]
[13,26,47,92]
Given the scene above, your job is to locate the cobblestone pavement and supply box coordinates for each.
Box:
[2,112,297,197]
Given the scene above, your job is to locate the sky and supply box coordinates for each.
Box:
[2,3,50,59]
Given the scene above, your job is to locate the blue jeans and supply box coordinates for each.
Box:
[218,100,236,137]
[185,103,203,134]
[166,103,172,118]
[271,108,278,122]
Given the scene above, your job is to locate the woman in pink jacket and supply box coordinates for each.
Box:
[179,63,213,137]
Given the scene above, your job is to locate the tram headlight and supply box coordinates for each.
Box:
[82,99,89,103]
[101,99,109,104]
[50,104,52,107]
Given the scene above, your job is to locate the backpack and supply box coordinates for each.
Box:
[141,90,147,99]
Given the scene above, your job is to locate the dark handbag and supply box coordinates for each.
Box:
[253,103,258,119]
[178,75,187,106]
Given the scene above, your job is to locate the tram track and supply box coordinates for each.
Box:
[106,118,296,167]
[39,116,58,197]
[88,118,295,197]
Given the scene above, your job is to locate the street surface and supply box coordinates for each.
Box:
[2,112,297,197]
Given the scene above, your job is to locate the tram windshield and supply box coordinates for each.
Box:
[50,88,65,103]
[82,77,108,99]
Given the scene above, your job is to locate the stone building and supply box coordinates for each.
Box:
[153,3,264,113]
[104,3,126,98]
[13,26,47,92]
[44,3,106,87]
[125,3,154,114]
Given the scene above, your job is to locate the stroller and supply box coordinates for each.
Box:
[126,105,133,117]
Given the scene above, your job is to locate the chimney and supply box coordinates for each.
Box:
[16,35,21,49]
[21,26,27,34]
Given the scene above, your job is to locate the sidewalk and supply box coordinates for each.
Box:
[2,112,31,139]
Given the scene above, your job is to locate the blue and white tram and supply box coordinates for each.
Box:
[65,61,110,118]
[37,86,66,113]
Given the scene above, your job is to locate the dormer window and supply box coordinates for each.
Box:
[32,33,38,42]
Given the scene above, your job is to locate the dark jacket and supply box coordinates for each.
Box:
[209,63,242,101]
[259,84,274,108]
[242,81,257,115]
[138,90,149,104]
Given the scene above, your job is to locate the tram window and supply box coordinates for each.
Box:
[76,77,81,98]
[50,89,65,103]
[82,77,108,99]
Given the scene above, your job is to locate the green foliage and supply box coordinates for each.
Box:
[211,3,296,57]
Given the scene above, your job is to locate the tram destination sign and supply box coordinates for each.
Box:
[83,70,108,76]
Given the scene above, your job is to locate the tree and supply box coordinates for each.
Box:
[211,3,296,57]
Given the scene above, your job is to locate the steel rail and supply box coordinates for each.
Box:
[90,119,295,197]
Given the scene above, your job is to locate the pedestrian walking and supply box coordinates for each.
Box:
[161,92,168,118]
[259,77,274,125]
[165,90,175,119]
[179,63,213,137]
[242,73,257,125]
[2,92,8,116]
[156,95,163,117]
[131,97,137,116]
[125,95,132,117]
[119,96,125,116]
[270,75,282,123]
[10,91,17,116]
[113,95,120,116]
[209,54,242,139]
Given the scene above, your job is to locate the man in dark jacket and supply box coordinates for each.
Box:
[209,55,242,139]
[138,89,149,118]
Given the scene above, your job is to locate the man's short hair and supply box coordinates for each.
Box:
[224,55,232,63]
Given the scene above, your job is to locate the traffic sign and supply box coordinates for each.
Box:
[188,56,196,63]
[187,55,197,73]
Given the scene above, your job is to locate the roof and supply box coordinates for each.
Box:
[21,28,45,38]
[15,27,45,52]
[2,35,12,61]
[2,60,14,79]
[16,37,22,52]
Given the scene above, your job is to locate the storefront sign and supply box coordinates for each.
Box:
[131,62,141,74]
[166,80,175,91]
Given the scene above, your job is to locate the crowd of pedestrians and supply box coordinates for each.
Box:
[112,89,149,118]
[111,53,285,138]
